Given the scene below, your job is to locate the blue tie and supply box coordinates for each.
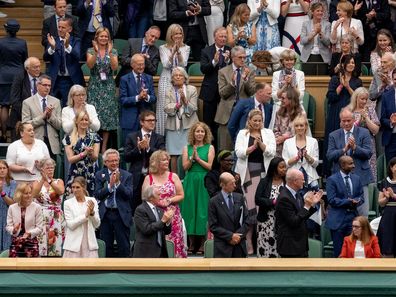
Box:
[227,194,233,212]
[59,40,66,75]
[345,175,352,197]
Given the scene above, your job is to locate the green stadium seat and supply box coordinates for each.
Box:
[97,238,106,258]
[188,62,203,76]
[308,238,323,258]
[368,182,379,221]
[204,239,214,258]
[113,38,128,58]
[166,240,175,258]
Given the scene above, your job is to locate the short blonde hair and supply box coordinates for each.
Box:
[149,150,170,174]
[245,109,263,131]
[165,24,184,47]
[337,1,354,17]
[14,182,31,204]
[67,84,86,107]
[280,49,297,65]
[293,114,309,135]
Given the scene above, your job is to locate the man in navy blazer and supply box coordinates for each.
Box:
[380,70,396,163]
[94,149,133,257]
[228,82,273,143]
[124,111,165,215]
[199,27,231,142]
[43,17,85,107]
[41,0,79,50]
[208,172,249,258]
[327,107,373,217]
[75,0,114,61]
[119,53,156,145]
[325,156,364,257]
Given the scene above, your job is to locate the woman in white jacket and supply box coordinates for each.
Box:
[63,176,100,258]
[282,114,319,190]
[235,109,276,254]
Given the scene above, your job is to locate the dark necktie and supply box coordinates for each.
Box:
[295,193,303,209]
[152,206,162,246]
[143,133,151,168]
[345,175,352,198]
[235,68,241,101]
[136,74,142,91]
[32,78,37,95]
[227,194,234,212]
[218,49,224,68]
[258,104,262,112]
[142,44,148,54]
[59,39,66,75]
[42,98,48,137]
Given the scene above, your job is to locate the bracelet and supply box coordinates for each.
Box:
[79,153,84,159]
[1,192,6,198]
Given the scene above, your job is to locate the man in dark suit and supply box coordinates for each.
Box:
[275,168,323,257]
[228,82,273,142]
[119,53,157,145]
[327,107,373,217]
[133,185,173,258]
[325,155,364,257]
[75,0,115,61]
[117,26,161,86]
[380,69,396,163]
[208,172,249,258]
[199,27,231,144]
[9,57,42,141]
[168,0,211,61]
[124,110,165,214]
[41,0,79,50]
[94,149,133,257]
[215,46,256,150]
[43,17,85,107]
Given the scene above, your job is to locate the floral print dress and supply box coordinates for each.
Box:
[149,172,187,258]
[63,132,101,197]
[35,180,65,257]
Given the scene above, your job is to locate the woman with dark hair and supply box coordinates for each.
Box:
[324,54,362,174]
[255,157,287,257]
[0,160,16,251]
[370,29,396,76]
[273,87,306,156]
[377,157,396,257]
[0,19,28,142]
[339,216,381,258]
[204,150,243,198]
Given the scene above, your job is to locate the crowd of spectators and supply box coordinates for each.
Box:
[0,0,395,259]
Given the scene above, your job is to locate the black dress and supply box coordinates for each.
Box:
[377,177,396,256]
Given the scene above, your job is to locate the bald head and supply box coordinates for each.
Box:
[131,53,145,74]
[339,155,355,174]
[286,169,305,191]
[220,172,236,193]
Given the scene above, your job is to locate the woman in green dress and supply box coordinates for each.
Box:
[86,27,119,154]
[181,122,215,254]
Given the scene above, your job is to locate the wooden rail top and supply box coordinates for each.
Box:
[0,258,395,271]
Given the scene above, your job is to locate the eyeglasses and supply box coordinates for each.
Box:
[221,158,234,162]
[352,225,362,229]
[39,83,51,87]
[144,119,157,122]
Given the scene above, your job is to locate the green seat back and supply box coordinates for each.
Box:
[166,240,175,258]
[204,239,214,258]
[308,238,323,258]
[188,62,203,76]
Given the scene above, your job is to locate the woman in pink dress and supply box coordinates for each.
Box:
[142,150,186,258]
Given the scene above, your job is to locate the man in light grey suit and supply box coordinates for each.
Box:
[22,74,62,158]
[214,46,256,150]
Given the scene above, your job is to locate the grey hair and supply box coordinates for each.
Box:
[102,149,120,162]
[24,57,40,70]
[142,185,158,202]
[37,74,51,84]
[231,46,245,58]
[171,66,189,85]
[67,84,86,107]
[285,168,301,183]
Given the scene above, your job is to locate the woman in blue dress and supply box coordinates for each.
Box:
[0,160,16,251]
[248,0,281,51]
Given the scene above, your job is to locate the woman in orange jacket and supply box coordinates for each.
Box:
[339,216,381,258]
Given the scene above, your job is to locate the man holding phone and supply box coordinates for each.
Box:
[208,172,249,258]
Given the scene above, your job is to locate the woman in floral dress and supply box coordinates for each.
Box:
[86,27,119,153]
[142,150,186,258]
[32,158,65,257]
[63,110,101,198]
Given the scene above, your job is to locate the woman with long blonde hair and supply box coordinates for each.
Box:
[63,110,101,197]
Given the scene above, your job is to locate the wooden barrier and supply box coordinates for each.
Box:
[0,258,395,271]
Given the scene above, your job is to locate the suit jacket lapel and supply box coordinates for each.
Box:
[218,194,234,221]
[143,201,157,222]
[34,94,43,114]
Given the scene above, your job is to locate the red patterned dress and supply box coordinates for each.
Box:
[149,172,187,258]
